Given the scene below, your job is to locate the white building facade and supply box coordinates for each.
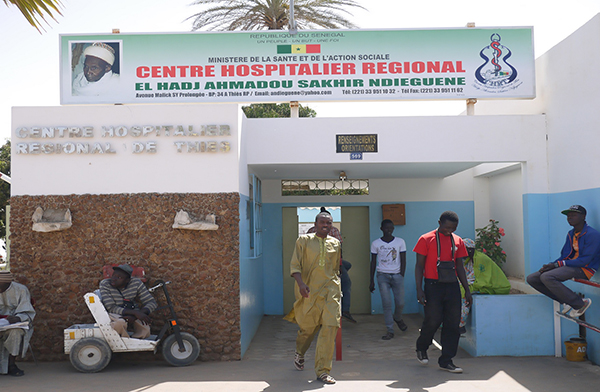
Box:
[10,15,600,363]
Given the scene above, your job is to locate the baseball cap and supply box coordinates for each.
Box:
[561,205,587,216]
[113,264,133,277]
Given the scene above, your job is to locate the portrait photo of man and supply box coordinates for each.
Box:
[71,41,121,96]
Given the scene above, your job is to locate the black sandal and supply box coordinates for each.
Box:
[8,365,24,377]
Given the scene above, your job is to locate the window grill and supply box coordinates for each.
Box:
[250,174,262,257]
[281,179,369,196]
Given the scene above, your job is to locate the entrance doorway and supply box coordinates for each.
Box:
[282,206,371,315]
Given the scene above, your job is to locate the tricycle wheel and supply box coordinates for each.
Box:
[70,337,112,373]
[162,332,200,366]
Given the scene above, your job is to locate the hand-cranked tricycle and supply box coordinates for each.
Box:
[64,280,200,372]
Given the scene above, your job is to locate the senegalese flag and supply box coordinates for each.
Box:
[277,44,321,54]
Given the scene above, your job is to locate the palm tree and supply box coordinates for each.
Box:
[4,0,63,32]
[188,0,365,31]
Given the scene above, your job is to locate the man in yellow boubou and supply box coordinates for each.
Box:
[285,211,341,385]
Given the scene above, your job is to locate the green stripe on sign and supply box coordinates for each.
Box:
[277,45,292,54]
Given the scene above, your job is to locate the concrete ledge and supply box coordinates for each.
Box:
[460,294,556,357]
[508,277,538,294]
[172,210,219,230]
[31,207,72,232]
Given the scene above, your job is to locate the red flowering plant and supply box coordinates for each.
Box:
[475,219,506,267]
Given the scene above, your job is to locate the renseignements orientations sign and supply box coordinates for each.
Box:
[60,27,534,105]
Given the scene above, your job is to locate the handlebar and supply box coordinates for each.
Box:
[148,280,171,293]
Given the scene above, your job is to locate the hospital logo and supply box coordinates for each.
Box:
[474,34,520,93]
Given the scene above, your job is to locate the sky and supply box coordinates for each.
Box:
[1,0,600,143]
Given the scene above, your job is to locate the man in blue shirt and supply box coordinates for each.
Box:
[527,205,599,317]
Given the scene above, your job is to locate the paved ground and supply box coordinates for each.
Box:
[244,314,423,361]
[3,314,600,391]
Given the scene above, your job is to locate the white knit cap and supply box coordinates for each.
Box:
[84,42,115,66]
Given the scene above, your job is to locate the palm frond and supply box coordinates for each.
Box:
[4,0,63,33]
[187,0,365,31]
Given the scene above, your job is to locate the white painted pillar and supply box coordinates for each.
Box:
[466,98,477,115]
[290,101,299,118]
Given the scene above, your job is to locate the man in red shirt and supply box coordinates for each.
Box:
[413,211,472,373]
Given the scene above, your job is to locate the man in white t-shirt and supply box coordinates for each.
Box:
[370,219,407,340]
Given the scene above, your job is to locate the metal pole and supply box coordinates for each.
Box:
[465,23,477,116]
[0,172,11,185]
[289,0,297,35]
[553,301,562,357]
[288,2,298,114]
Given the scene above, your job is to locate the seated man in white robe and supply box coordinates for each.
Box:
[0,271,36,377]
[72,42,120,96]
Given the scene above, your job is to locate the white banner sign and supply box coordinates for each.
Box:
[60,27,535,105]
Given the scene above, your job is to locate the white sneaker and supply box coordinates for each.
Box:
[570,298,592,318]
[559,304,572,315]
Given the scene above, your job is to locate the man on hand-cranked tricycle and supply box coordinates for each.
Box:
[99,264,157,339]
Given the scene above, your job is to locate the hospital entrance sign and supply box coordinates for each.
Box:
[60,27,534,105]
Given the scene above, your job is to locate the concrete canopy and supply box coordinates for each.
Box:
[250,162,483,180]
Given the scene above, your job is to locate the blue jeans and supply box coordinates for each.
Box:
[341,261,352,313]
[416,279,461,366]
[376,272,404,333]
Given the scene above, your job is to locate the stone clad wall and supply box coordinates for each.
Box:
[9,192,241,361]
